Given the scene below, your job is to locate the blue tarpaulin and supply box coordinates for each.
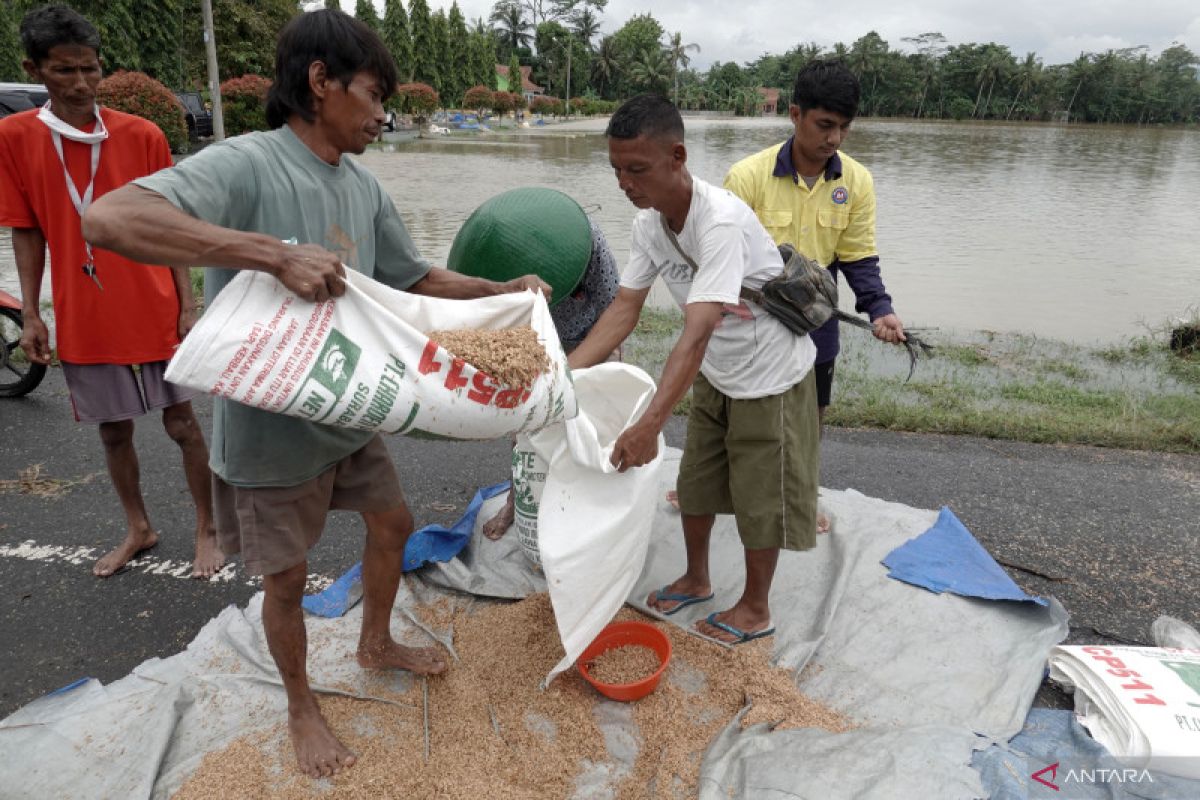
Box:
[301,481,510,618]
[882,506,1047,605]
[973,707,1200,798]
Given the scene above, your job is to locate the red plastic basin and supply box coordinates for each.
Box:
[577,620,672,702]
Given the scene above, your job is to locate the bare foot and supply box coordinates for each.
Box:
[289,702,357,778]
[694,607,773,644]
[817,512,830,534]
[93,529,158,577]
[646,576,712,614]
[482,493,515,541]
[191,526,226,579]
[665,490,679,511]
[357,636,448,675]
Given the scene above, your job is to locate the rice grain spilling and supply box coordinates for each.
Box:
[427,326,549,387]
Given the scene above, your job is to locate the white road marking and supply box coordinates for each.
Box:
[0,539,335,591]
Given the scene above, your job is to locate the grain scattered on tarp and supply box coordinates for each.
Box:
[172,595,850,799]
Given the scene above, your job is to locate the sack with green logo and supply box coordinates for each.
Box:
[165,269,576,439]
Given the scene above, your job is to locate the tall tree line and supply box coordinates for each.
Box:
[727,31,1199,124]
[3,1,1195,123]
[0,0,299,89]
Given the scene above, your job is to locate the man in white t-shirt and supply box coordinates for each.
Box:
[567,95,821,645]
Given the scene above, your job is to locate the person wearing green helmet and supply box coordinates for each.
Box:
[447,187,620,540]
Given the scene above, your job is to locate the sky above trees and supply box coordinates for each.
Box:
[425,0,1200,70]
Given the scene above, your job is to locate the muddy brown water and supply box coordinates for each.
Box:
[3,116,1196,345]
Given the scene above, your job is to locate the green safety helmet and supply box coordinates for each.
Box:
[447,188,591,308]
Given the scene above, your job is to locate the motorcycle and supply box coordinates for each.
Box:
[0,289,47,397]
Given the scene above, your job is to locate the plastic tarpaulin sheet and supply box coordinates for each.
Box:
[301,481,511,618]
[973,707,1200,799]
[882,505,1048,605]
[700,708,986,799]
[1,449,1071,799]
[628,460,1069,741]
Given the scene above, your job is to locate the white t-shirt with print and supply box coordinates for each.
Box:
[620,177,816,399]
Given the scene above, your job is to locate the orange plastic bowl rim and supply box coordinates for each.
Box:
[577,620,672,702]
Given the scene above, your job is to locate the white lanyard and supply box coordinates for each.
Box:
[49,130,102,288]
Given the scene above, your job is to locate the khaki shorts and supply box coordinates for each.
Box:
[61,360,195,424]
[213,435,405,576]
[675,370,820,551]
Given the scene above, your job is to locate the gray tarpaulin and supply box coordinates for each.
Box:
[1,447,1069,799]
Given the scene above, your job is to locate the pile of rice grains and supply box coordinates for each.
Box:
[586,644,662,685]
[173,594,850,799]
[427,327,550,388]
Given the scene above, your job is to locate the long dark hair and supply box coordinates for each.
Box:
[266,9,399,129]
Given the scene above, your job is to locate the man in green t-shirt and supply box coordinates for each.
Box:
[85,10,548,779]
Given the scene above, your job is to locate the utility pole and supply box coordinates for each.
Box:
[201,0,225,140]
[564,42,571,119]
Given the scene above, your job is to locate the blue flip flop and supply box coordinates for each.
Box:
[653,587,715,616]
[700,612,775,644]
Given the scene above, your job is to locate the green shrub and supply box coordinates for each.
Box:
[530,95,558,116]
[463,84,493,118]
[220,74,271,136]
[489,89,516,117]
[396,82,439,123]
[97,70,187,153]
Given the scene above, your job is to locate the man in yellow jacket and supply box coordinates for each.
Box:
[725,59,906,530]
[725,58,906,411]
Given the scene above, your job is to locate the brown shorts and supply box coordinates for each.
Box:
[61,360,195,424]
[675,370,820,551]
[212,435,405,576]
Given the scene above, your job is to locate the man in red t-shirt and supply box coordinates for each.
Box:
[0,5,223,578]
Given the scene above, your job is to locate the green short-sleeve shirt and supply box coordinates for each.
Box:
[135,125,430,487]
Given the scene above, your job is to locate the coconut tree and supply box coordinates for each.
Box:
[848,31,888,115]
[1006,52,1042,120]
[972,44,1013,118]
[628,46,671,95]
[902,32,947,119]
[490,0,532,58]
[591,34,620,98]
[666,31,700,106]
[571,6,601,50]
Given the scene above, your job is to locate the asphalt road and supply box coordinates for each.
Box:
[2,368,1197,718]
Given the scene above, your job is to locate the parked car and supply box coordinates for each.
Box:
[174,91,213,139]
[0,82,49,119]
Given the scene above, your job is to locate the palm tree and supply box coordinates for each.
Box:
[1063,53,1093,123]
[666,32,700,106]
[849,31,888,115]
[571,6,601,50]
[591,34,620,98]
[1006,52,1041,120]
[489,0,532,56]
[628,47,671,94]
[972,45,1012,118]
[902,32,947,119]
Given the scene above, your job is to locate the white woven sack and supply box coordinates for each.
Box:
[528,363,664,687]
[165,269,575,439]
[512,433,547,567]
